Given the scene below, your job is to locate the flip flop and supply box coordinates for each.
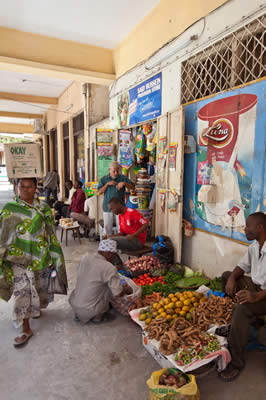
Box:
[13,332,33,347]
[218,364,240,382]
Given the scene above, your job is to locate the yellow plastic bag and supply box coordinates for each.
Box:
[147,369,200,400]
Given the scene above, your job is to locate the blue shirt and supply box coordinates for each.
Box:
[98,174,133,212]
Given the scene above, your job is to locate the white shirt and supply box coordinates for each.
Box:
[238,241,266,289]
[84,196,103,219]
[69,252,122,322]
[65,187,76,205]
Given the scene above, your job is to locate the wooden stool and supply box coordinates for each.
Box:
[58,224,81,247]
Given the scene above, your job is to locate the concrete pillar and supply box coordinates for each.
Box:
[57,122,65,199]
[43,135,49,175]
[69,117,75,183]
[84,84,90,183]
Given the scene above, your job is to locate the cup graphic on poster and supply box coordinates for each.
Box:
[197,94,257,228]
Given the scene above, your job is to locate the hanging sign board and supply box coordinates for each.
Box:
[4,142,43,178]
[117,72,162,128]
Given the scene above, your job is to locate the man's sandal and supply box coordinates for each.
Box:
[218,364,240,382]
[13,332,33,347]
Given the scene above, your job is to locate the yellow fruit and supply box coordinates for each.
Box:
[166,315,172,320]
[168,302,175,309]
[184,299,191,306]
[187,292,193,298]
[179,310,186,316]
[161,312,167,318]
[166,309,175,315]
[176,308,182,314]
[175,292,180,297]
[153,303,158,309]
[180,296,185,302]
[156,303,161,310]
[172,314,178,319]
[200,298,207,303]
[168,293,174,299]
[164,304,169,310]
[182,306,190,312]
[156,315,163,320]
[152,311,158,318]
[158,308,164,314]
[189,307,195,313]
[164,298,170,305]
[171,297,177,303]
[139,313,147,321]
[191,297,197,303]
[176,301,183,308]
[145,318,152,325]
[186,313,192,321]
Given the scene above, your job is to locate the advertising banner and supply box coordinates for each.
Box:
[183,80,266,242]
[117,73,162,128]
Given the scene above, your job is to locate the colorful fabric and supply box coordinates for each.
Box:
[98,239,117,253]
[69,188,85,213]
[12,264,41,321]
[98,174,133,212]
[0,197,67,302]
[119,207,148,245]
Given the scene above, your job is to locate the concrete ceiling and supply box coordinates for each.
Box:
[0,0,160,49]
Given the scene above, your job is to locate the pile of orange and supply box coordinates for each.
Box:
[139,291,207,325]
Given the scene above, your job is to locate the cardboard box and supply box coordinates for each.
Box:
[142,332,173,369]
[4,143,43,178]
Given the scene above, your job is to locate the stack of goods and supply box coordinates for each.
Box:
[59,218,73,227]
[135,168,151,209]
[125,255,162,277]
[136,295,232,363]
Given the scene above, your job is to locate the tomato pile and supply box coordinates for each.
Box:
[133,273,165,286]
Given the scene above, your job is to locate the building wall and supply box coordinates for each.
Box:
[45,82,109,197]
[109,0,265,277]
[113,0,229,77]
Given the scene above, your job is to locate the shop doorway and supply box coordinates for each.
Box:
[63,121,70,181]
[73,112,85,182]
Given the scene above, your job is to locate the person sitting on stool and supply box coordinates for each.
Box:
[105,197,149,253]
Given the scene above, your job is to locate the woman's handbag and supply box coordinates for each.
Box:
[47,269,67,295]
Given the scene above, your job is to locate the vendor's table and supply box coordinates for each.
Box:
[57,223,81,246]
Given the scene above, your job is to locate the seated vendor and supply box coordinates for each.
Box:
[69,239,129,323]
[106,197,149,252]
[69,180,86,218]
[70,195,104,237]
[220,212,266,382]
[54,180,76,219]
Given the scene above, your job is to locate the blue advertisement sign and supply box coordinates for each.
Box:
[117,72,162,128]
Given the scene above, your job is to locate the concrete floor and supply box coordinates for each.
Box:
[0,186,265,399]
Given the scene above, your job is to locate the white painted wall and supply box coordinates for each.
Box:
[109,0,265,276]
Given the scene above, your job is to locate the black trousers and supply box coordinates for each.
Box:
[222,271,266,370]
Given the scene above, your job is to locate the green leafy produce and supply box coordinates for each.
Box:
[208,277,223,291]
[184,266,203,278]
[152,268,168,277]
[175,276,210,288]
[163,271,182,284]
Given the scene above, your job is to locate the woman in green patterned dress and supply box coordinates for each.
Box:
[0,178,67,346]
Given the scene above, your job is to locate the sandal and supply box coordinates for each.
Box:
[13,332,33,347]
[218,363,240,381]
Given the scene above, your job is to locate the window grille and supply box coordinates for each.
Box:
[181,14,266,104]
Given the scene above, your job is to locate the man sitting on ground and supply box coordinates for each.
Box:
[69,180,86,219]
[220,212,266,381]
[69,239,130,323]
[106,197,149,252]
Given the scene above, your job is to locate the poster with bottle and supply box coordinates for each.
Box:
[118,129,133,168]
[183,80,266,242]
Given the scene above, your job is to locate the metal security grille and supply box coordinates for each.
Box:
[181,14,266,104]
